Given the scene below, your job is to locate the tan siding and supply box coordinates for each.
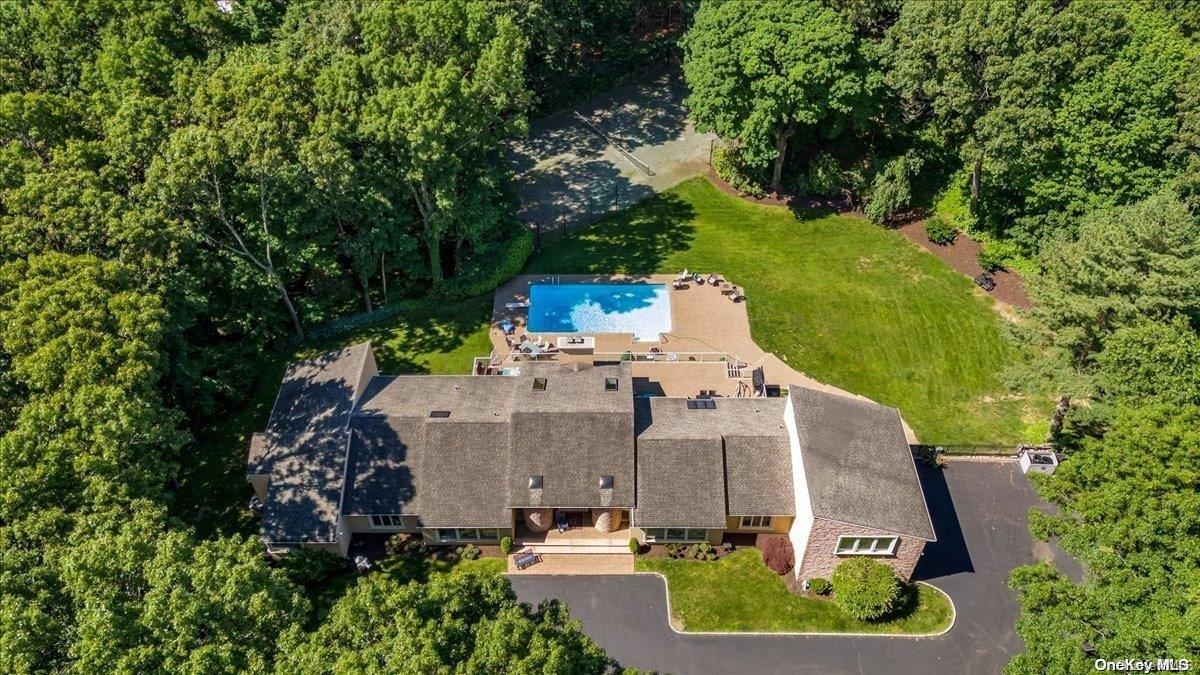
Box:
[797,518,926,582]
[724,515,793,534]
[343,514,422,534]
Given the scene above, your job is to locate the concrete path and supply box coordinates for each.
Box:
[512,462,1079,674]
[509,73,717,233]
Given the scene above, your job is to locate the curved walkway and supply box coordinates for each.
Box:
[512,462,1078,674]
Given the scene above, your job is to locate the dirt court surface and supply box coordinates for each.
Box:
[509,73,717,231]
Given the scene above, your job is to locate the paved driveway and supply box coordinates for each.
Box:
[511,461,1078,674]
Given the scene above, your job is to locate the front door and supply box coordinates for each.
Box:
[555,509,590,528]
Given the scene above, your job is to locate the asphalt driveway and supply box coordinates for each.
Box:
[511,461,1078,674]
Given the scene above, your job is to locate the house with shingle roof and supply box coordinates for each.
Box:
[248,342,935,581]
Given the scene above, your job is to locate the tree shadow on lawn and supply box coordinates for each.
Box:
[526,192,697,275]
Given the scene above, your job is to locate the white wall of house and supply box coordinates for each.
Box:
[784,394,815,578]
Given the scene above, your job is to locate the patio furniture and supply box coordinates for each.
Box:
[514,551,542,570]
[505,300,530,309]
[675,268,689,281]
[556,512,570,533]
[692,272,703,284]
[974,273,996,291]
[721,541,734,553]
[729,288,745,302]
[498,320,515,335]
[719,282,734,295]
[672,279,686,290]
[707,274,720,286]
[556,336,595,353]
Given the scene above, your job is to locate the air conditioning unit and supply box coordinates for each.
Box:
[1018,446,1060,475]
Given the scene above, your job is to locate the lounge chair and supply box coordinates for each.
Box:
[514,550,542,570]
[505,300,530,309]
[675,269,689,281]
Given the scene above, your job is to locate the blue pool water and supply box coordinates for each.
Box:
[527,283,671,341]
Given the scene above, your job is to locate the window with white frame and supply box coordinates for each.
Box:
[739,515,774,530]
[641,528,708,542]
[834,535,898,556]
[370,515,405,529]
[435,528,500,542]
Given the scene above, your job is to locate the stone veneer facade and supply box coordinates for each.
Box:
[796,517,926,582]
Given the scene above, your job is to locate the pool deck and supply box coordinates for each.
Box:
[490,274,918,443]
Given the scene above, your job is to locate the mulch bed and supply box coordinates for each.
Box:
[894,219,1032,309]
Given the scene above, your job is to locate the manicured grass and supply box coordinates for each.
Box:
[637,549,953,634]
[527,177,1046,444]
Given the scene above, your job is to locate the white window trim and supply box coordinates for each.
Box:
[433,528,501,542]
[369,514,405,530]
[641,528,709,543]
[738,515,774,530]
[834,535,898,556]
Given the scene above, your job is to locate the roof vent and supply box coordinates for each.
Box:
[599,475,614,489]
[529,475,543,489]
[429,410,451,418]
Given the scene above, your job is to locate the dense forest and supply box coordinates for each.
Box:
[0,0,1196,673]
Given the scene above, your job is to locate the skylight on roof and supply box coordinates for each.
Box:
[686,399,716,410]
[604,377,618,391]
[529,475,543,489]
[532,377,547,391]
[429,410,451,418]
[599,475,614,489]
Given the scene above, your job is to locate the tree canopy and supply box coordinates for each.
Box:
[681,0,867,191]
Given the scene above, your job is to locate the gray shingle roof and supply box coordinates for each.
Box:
[636,397,795,520]
[633,437,728,528]
[724,435,794,516]
[250,344,371,543]
[339,360,633,527]
[789,388,935,541]
[508,362,634,508]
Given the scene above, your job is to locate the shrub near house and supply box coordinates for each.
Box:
[831,558,902,621]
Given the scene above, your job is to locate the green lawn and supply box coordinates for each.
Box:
[179,175,1042,537]
[527,177,1046,444]
[637,549,953,634]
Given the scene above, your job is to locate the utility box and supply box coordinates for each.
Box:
[1018,445,1060,475]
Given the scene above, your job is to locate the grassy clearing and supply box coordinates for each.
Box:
[527,177,1046,444]
[637,549,953,634]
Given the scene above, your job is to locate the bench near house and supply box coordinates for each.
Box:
[247,342,935,581]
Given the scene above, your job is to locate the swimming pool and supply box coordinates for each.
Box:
[526,283,671,341]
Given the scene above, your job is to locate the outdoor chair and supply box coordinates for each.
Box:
[514,551,542,570]
[556,513,570,533]
[707,274,720,285]
[730,288,745,302]
[675,269,689,281]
